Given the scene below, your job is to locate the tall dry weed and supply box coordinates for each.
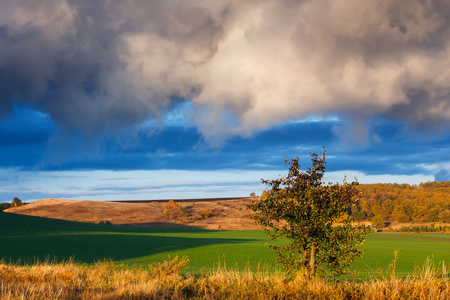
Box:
[148,255,190,278]
[1,256,449,299]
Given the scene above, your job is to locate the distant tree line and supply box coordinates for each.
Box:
[0,197,25,211]
[349,181,450,224]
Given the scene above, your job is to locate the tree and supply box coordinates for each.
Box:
[11,197,23,208]
[247,150,371,277]
[0,202,11,211]
[371,215,385,231]
[395,206,410,223]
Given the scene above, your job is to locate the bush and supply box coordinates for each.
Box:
[0,203,11,211]
[201,210,212,219]
[162,200,185,220]
[371,215,385,230]
[393,224,450,233]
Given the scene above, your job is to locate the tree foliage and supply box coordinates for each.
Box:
[11,197,23,208]
[371,215,385,231]
[162,200,185,220]
[0,202,11,211]
[247,150,371,276]
[351,181,450,223]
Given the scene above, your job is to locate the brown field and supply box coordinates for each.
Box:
[5,198,432,232]
[5,198,262,230]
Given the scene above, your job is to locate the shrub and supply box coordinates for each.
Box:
[0,203,11,211]
[371,215,385,230]
[393,223,450,233]
[162,200,185,220]
[201,210,212,219]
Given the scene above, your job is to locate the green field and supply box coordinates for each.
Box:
[1,212,449,277]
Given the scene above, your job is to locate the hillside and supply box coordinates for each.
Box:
[5,182,449,230]
[352,181,450,223]
[5,198,260,230]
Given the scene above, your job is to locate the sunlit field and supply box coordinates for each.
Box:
[2,212,450,298]
[2,212,449,277]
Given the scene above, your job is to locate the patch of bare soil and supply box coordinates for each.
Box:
[5,198,262,230]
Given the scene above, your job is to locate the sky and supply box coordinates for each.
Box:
[0,0,449,202]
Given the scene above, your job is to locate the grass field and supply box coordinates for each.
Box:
[1,212,449,277]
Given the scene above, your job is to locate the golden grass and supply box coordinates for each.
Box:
[5,198,260,230]
[1,257,449,299]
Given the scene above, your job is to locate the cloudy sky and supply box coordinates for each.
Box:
[1,0,449,202]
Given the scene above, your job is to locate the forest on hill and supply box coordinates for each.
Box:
[351,181,450,224]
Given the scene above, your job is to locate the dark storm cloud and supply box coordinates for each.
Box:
[0,0,450,144]
[4,107,448,181]
[0,0,221,134]
[0,106,54,167]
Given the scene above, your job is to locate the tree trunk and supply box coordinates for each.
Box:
[309,241,316,275]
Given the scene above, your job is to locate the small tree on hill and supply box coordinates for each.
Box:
[11,197,24,208]
[162,200,185,220]
[247,149,371,277]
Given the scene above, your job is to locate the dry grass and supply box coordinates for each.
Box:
[1,256,449,299]
[5,198,259,230]
[6,198,435,231]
